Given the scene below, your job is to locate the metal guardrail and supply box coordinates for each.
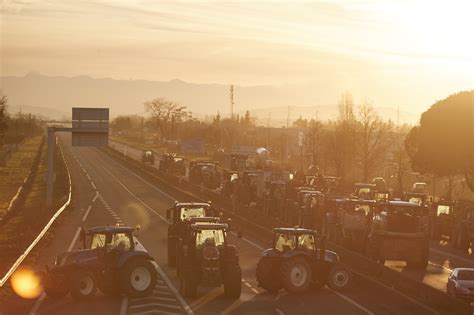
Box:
[0,139,72,288]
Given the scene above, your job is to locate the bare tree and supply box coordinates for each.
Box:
[325,92,357,182]
[0,91,8,145]
[355,101,390,182]
[144,98,191,142]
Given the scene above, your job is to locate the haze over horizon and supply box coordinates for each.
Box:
[1,0,473,117]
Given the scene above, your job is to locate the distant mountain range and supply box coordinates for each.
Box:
[0,72,418,124]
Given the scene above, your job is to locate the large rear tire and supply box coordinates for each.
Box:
[70,271,97,300]
[281,256,312,293]
[256,258,282,293]
[121,259,157,298]
[180,270,197,297]
[223,263,242,298]
[168,238,177,267]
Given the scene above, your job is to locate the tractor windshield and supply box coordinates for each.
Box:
[298,234,316,251]
[110,233,132,251]
[196,229,225,247]
[275,233,297,252]
[180,207,206,220]
[436,205,451,216]
[90,233,106,249]
[408,196,423,205]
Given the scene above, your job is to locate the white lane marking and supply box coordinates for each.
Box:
[275,308,285,315]
[120,296,128,315]
[92,191,99,202]
[100,152,176,201]
[67,227,82,251]
[82,205,92,222]
[230,231,264,251]
[28,293,46,315]
[91,181,97,190]
[137,243,193,315]
[102,167,172,224]
[349,269,439,315]
[130,303,181,310]
[86,174,91,180]
[328,288,375,315]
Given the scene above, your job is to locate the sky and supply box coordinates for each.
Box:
[1,0,473,112]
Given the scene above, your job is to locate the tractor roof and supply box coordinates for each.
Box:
[385,200,421,207]
[86,226,136,235]
[354,183,376,188]
[191,223,228,230]
[176,202,210,208]
[273,227,319,235]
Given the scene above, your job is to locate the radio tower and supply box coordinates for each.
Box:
[230,85,234,120]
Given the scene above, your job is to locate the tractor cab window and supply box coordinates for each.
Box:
[110,233,132,251]
[145,151,153,156]
[298,234,316,251]
[437,205,451,216]
[181,207,206,220]
[275,233,297,252]
[196,229,225,248]
[90,233,107,249]
[408,197,422,205]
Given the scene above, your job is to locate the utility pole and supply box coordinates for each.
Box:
[230,85,234,120]
[267,112,270,148]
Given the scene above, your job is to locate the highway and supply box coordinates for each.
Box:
[111,140,474,294]
[1,135,445,314]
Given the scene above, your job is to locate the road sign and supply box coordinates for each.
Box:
[71,107,109,146]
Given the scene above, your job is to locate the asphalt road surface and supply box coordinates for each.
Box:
[1,135,445,314]
[111,140,474,295]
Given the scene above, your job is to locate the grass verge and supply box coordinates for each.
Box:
[0,139,69,302]
[0,136,43,214]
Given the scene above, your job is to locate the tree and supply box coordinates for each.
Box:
[325,92,357,181]
[0,91,8,145]
[144,98,191,141]
[406,91,473,192]
[390,125,412,196]
[355,101,390,182]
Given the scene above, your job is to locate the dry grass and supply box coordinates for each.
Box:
[0,140,69,302]
[0,136,43,214]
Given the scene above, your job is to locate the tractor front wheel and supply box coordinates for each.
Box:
[70,271,97,300]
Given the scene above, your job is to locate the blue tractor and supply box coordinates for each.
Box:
[40,225,157,300]
[256,227,352,293]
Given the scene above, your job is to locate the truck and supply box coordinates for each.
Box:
[368,201,430,269]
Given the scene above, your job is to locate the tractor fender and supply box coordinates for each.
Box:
[116,251,155,269]
[319,249,340,264]
[281,250,312,261]
[260,248,279,258]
